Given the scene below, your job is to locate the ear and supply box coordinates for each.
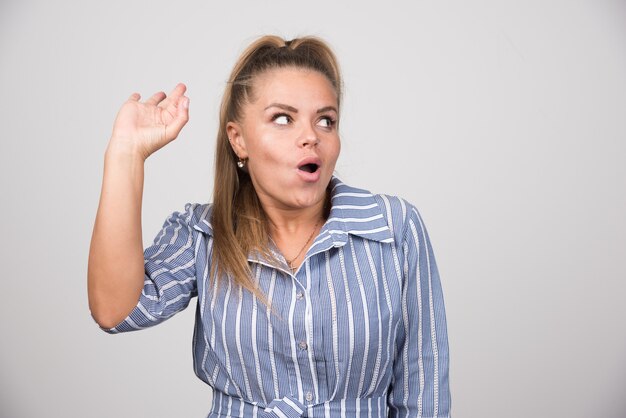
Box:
[227,121,248,159]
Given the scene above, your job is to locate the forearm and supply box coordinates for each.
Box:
[88,141,146,328]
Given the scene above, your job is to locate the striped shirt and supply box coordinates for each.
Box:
[103,176,451,418]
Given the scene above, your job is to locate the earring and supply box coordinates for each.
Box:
[237,158,247,168]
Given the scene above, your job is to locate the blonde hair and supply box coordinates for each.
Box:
[211,35,343,302]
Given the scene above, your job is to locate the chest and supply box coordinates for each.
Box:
[196,238,405,376]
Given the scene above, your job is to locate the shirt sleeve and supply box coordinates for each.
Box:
[100,203,200,334]
[387,205,452,417]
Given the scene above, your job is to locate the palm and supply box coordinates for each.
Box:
[111,83,190,160]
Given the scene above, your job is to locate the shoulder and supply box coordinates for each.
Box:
[189,203,214,235]
[166,202,214,236]
[372,193,422,244]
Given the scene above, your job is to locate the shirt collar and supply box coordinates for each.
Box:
[191,205,213,235]
[308,176,395,254]
[190,176,395,249]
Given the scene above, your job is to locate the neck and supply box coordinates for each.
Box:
[258,191,330,272]
[264,197,327,237]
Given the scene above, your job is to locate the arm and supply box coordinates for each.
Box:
[103,203,202,333]
[388,205,451,417]
[87,84,190,329]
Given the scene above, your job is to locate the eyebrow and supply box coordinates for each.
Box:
[264,103,338,114]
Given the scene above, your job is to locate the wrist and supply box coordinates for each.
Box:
[105,137,148,163]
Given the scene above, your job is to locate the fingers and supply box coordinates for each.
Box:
[168,83,187,100]
[145,91,167,106]
[129,83,186,107]
[159,83,186,108]
[123,84,189,141]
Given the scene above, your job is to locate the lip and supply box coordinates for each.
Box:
[296,156,322,183]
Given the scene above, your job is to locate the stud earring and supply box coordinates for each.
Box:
[237,158,247,168]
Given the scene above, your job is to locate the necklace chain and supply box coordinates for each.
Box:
[284,219,321,272]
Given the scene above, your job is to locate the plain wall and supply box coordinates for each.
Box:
[1,0,625,417]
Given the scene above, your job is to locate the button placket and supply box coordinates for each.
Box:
[305,391,314,403]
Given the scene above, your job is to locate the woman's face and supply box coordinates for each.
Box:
[228,67,341,214]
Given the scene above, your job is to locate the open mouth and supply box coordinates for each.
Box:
[299,163,320,173]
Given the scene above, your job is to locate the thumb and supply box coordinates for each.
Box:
[166,97,190,140]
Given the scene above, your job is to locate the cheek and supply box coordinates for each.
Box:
[247,135,291,173]
[256,132,294,163]
[246,131,275,161]
[327,138,341,164]
[255,146,287,168]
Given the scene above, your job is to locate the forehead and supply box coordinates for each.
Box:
[248,67,338,107]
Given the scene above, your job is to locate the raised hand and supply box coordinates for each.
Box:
[109,83,190,161]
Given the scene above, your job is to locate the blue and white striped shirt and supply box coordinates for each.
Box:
[104,177,451,418]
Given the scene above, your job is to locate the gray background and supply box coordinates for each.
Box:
[1,0,624,417]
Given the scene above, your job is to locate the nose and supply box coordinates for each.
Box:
[297,123,320,148]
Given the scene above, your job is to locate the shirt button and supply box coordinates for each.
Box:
[296,291,304,300]
[305,391,313,402]
[298,341,308,350]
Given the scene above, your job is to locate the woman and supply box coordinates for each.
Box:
[88,35,451,417]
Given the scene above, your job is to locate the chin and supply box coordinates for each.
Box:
[292,186,327,208]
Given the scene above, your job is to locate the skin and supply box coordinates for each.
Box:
[89,67,339,327]
[88,84,190,328]
[227,67,341,267]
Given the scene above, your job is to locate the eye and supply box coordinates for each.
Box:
[317,116,336,129]
[272,113,292,125]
